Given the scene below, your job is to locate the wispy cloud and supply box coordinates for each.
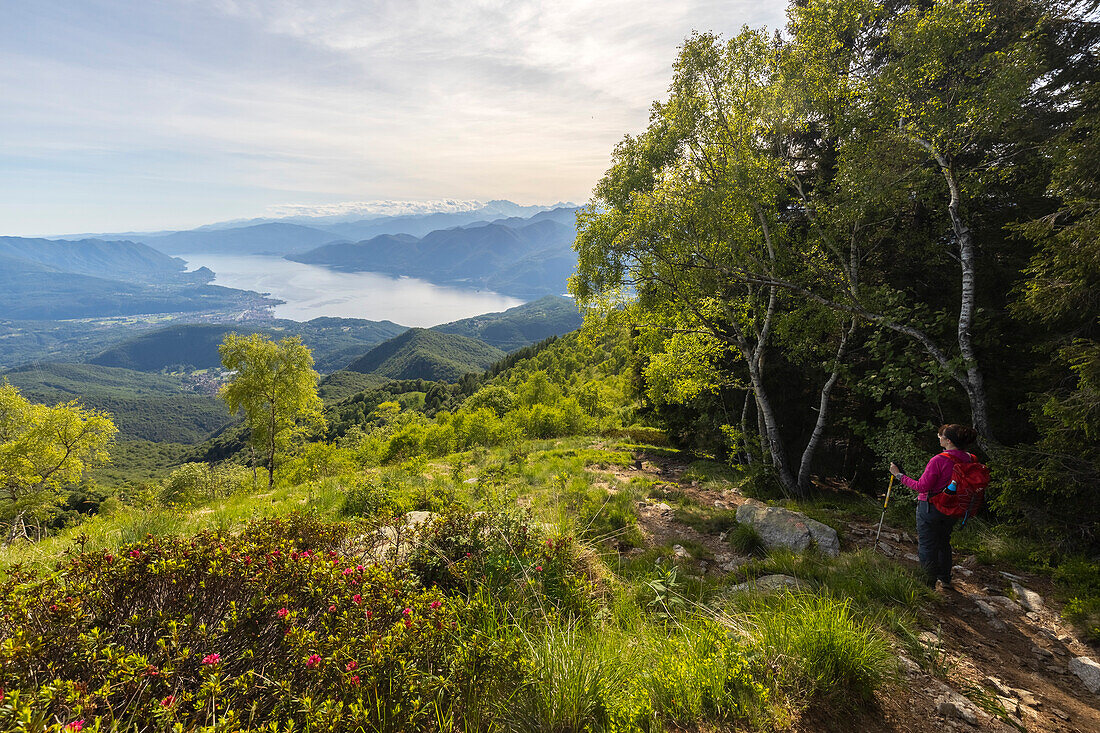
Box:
[1,1,787,235]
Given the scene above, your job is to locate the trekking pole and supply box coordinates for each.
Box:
[874,474,895,552]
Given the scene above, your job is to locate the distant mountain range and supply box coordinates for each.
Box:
[0,236,274,320]
[25,201,581,302]
[289,207,579,298]
[140,222,343,256]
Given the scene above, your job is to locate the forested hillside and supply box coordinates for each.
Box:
[89,318,406,373]
[433,294,582,350]
[342,328,506,381]
[2,363,232,442]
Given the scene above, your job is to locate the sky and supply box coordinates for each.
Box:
[1,1,787,237]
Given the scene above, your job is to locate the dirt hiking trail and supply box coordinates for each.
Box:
[598,451,1100,733]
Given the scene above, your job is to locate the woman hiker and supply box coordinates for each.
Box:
[889,424,980,589]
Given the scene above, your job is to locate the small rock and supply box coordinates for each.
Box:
[1031,644,1054,659]
[904,552,920,562]
[655,502,672,513]
[882,531,900,542]
[691,480,699,487]
[952,565,973,577]
[919,631,941,646]
[975,599,999,618]
[879,544,896,557]
[1069,656,1100,693]
[902,531,915,542]
[1026,611,1041,622]
[976,603,1007,629]
[983,676,1013,698]
[935,694,979,725]
[713,500,729,510]
[730,574,804,593]
[1012,582,1045,612]
[672,544,690,559]
[995,695,1020,716]
[463,477,478,484]
[1000,570,1024,581]
[1012,688,1039,707]
[1051,707,1071,721]
[897,655,921,675]
[986,595,1023,613]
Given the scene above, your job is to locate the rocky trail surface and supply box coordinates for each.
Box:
[604,451,1100,733]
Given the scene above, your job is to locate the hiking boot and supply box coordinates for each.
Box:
[936,578,955,591]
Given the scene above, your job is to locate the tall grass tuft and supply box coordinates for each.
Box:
[746,592,894,706]
[498,625,619,733]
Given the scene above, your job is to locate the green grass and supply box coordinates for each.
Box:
[737,592,895,707]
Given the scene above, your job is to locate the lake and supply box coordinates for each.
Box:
[179,253,524,327]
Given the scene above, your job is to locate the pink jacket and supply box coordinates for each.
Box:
[898,450,973,501]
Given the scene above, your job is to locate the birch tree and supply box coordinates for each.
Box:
[219,334,325,491]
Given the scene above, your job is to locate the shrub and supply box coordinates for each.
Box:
[0,515,517,732]
[406,509,597,621]
[159,462,250,505]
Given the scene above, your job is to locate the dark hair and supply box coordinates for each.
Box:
[938,424,978,447]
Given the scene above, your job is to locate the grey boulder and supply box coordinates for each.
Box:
[735,499,840,556]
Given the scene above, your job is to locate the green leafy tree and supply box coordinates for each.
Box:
[573,29,856,497]
[219,334,325,490]
[0,381,117,542]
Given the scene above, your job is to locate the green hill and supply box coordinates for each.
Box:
[89,318,406,373]
[433,295,581,351]
[342,329,505,381]
[1,363,234,443]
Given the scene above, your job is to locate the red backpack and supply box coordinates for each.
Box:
[930,452,990,524]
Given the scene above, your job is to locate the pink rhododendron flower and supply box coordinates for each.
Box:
[429,600,442,609]
[353,594,362,605]
[105,554,114,563]
[328,604,337,613]
[402,608,411,616]
[130,550,141,559]
[404,618,412,628]
[536,566,543,572]
[202,653,220,665]
[65,722,84,731]
[349,674,360,685]
[276,608,288,619]
[346,660,358,671]
[306,654,321,668]
[342,567,354,576]
[161,694,176,707]
[365,610,373,618]
[145,664,159,677]
[356,564,363,572]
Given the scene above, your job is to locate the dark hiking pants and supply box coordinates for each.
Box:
[916,500,957,584]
